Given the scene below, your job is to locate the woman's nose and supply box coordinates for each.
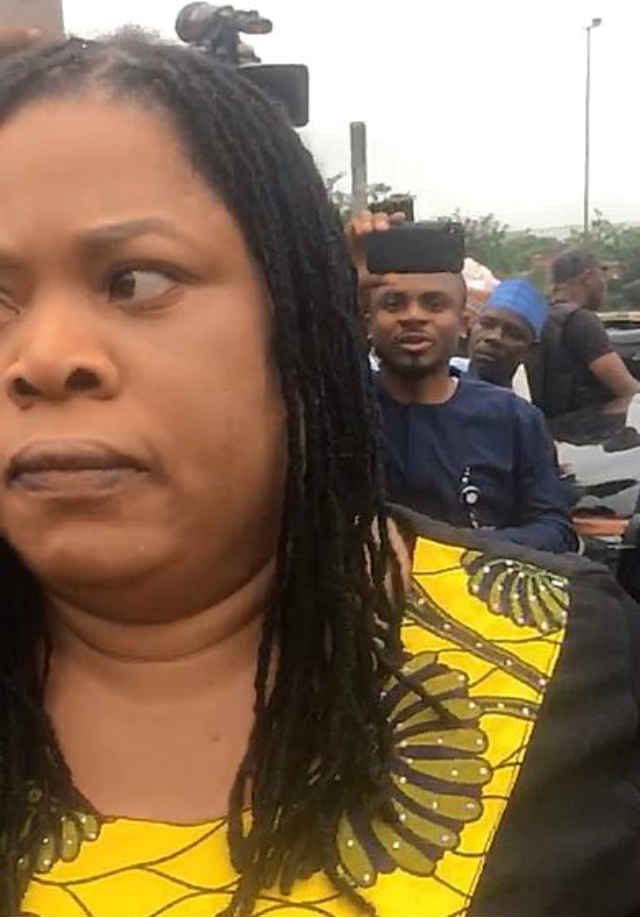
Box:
[3,302,120,409]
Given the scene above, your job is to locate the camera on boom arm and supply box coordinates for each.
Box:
[175,3,309,126]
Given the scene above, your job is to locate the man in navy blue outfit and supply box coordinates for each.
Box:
[350,211,575,553]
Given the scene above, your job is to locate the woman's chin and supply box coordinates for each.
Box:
[8,520,168,590]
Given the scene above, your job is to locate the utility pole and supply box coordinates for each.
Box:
[350,122,367,215]
[4,0,64,38]
[583,17,602,236]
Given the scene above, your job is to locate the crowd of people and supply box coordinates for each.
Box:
[347,209,640,556]
[0,24,639,917]
[351,212,569,550]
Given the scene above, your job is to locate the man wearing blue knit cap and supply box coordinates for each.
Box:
[468,279,546,391]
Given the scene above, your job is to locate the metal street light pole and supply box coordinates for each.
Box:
[584,17,602,236]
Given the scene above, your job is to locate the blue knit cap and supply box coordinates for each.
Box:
[484,279,548,340]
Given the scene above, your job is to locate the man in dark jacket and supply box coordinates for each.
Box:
[527,250,640,417]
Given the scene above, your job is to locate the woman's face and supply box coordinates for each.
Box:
[0,95,287,621]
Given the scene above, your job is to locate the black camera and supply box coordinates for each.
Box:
[175,3,309,126]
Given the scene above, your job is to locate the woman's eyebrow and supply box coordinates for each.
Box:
[75,218,193,251]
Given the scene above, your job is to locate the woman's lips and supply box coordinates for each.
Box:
[12,467,147,494]
[6,440,149,496]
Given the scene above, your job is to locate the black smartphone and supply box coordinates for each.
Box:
[365,221,465,275]
[1,0,64,38]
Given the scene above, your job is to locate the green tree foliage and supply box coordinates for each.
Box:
[444,210,640,308]
[325,174,413,222]
[325,173,352,221]
[447,211,560,280]
[569,212,640,310]
[325,172,640,310]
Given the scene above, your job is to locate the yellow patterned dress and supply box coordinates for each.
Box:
[20,535,574,917]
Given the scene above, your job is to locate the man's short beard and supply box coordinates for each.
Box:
[377,352,441,380]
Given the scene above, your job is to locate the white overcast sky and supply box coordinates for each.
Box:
[62,0,637,231]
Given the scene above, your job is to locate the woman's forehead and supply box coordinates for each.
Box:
[0,95,236,252]
[0,95,193,195]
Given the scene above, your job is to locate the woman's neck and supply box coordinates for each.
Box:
[47,556,274,683]
[44,557,274,822]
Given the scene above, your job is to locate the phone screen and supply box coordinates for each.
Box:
[1,0,64,38]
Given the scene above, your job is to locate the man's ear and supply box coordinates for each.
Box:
[461,306,474,335]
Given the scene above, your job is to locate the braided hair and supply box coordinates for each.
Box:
[0,33,407,916]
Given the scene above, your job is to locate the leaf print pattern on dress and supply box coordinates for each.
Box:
[462,552,569,633]
[336,652,490,888]
[10,784,102,890]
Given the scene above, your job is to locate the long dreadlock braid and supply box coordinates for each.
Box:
[0,33,411,916]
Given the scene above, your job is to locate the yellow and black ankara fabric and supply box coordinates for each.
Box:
[19,530,640,917]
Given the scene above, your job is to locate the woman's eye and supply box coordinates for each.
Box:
[108,269,176,306]
[0,292,19,322]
